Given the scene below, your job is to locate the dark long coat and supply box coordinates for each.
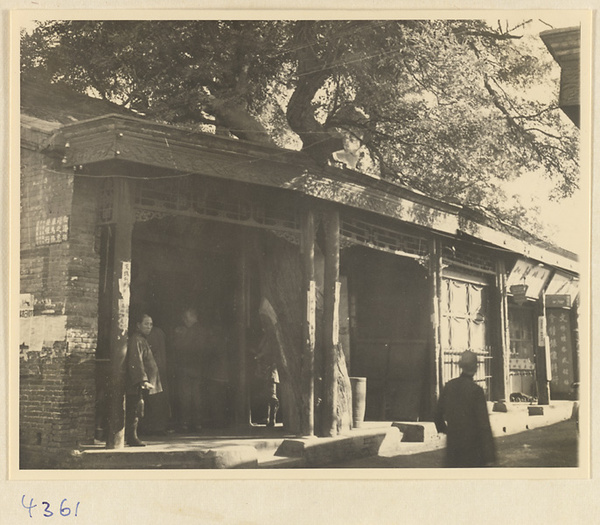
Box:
[435,374,496,467]
[127,331,163,396]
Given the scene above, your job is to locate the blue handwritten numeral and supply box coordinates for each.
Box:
[42,501,54,517]
[22,496,80,518]
[21,495,37,518]
[60,498,71,516]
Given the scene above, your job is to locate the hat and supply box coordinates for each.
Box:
[458,350,478,376]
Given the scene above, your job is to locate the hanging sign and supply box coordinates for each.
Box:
[510,284,528,305]
[538,316,546,347]
[546,271,578,305]
[506,258,552,300]
[545,294,571,308]
[547,309,574,396]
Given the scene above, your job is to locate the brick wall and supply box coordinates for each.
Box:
[20,353,95,468]
[20,133,101,468]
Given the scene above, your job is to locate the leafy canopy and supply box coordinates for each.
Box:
[21,19,579,236]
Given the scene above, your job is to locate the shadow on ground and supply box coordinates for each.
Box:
[329,419,578,468]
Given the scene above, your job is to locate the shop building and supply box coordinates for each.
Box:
[19,80,579,468]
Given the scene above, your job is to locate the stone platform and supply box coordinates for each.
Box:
[65,401,575,469]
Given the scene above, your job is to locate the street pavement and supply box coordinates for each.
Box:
[329,419,578,468]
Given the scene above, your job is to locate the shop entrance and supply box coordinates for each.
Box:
[128,216,239,433]
[508,304,537,400]
[343,247,431,422]
[440,271,492,397]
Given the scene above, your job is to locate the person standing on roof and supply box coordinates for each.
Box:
[435,350,496,467]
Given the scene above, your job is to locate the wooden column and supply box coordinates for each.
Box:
[322,209,340,437]
[536,295,551,405]
[428,238,443,413]
[106,177,134,449]
[300,206,316,436]
[235,232,251,426]
[495,259,511,401]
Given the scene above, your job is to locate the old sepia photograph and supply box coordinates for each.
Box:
[13,12,589,475]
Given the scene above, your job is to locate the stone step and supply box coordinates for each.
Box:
[257,455,307,469]
[65,403,575,469]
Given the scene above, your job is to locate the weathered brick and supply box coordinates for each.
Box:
[20,140,100,468]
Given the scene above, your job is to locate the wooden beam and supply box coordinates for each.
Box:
[300,206,316,436]
[322,209,340,437]
[106,177,134,449]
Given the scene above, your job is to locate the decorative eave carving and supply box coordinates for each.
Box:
[43,114,579,273]
[45,115,462,235]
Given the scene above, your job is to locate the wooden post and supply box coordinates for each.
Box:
[300,206,316,436]
[106,177,134,449]
[428,238,443,415]
[235,231,250,427]
[536,294,551,405]
[322,209,340,437]
[495,259,511,402]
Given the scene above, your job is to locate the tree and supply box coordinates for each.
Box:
[21,19,579,236]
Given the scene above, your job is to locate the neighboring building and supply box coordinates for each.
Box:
[540,26,581,128]
[19,79,580,468]
[538,25,582,400]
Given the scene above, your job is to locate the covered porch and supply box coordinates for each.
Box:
[45,113,579,452]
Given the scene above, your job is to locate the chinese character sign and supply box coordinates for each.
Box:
[506,259,552,299]
[35,216,70,245]
[546,308,574,396]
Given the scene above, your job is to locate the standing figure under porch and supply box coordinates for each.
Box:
[126,313,163,447]
[172,307,210,432]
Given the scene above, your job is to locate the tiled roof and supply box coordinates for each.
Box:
[21,77,140,125]
[20,79,579,267]
[540,27,580,127]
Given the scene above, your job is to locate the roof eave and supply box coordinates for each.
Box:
[41,114,578,272]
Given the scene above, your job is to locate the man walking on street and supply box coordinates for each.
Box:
[435,350,496,467]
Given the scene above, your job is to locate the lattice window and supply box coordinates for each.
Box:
[443,242,495,274]
[135,177,196,212]
[133,177,299,233]
[340,217,428,258]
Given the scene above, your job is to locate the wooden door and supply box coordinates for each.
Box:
[440,276,492,396]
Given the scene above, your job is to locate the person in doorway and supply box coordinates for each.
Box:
[255,298,281,428]
[141,323,171,435]
[203,322,231,428]
[126,313,163,447]
[173,307,209,432]
[434,350,496,467]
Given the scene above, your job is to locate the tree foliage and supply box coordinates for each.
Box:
[21,19,579,236]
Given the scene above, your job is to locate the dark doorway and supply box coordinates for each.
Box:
[128,217,238,431]
[344,247,430,422]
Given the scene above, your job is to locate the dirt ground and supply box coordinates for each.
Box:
[330,419,578,468]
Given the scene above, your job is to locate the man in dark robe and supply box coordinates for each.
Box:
[126,313,162,446]
[140,324,170,435]
[435,350,496,467]
[173,308,209,432]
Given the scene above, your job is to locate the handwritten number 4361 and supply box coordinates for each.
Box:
[22,496,80,518]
